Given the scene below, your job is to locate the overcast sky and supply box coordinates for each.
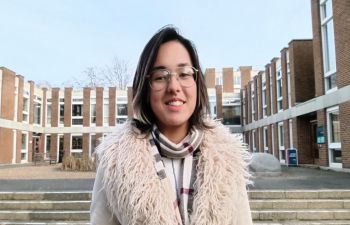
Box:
[0,0,312,87]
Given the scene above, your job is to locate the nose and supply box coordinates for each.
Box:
[166,73,181,92]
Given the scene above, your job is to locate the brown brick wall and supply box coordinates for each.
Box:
[83,133,90,157]
[283,120,290,150]
[96,87,103,126]
[205,68,216,88]
[64,133,71,158]
[270,58,278,115]
[265,64,271,116]
[51,88,59,127]
[83,88,91,127]
[223,68,233,93]
[240,66,252,88]
[109,87,116,126]
[311,0,325,97]
[296,116,316,164]
[253,77,258,121]
[215,85,222,119]
[289,40,315,105]
[257,72,263,120]
[317,110,329,166]
[64,88,72,127]
[247,82,252,124]
[16,75,24,122]
[50,134,58,161]
[281,48,289,110]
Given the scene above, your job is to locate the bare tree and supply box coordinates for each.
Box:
[73,57,133,90]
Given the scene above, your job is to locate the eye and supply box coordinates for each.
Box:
[151,70,168,82]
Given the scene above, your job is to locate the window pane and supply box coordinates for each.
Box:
[47,104,51,124]
[117,104,128,116]
[324,20,336,73]
[330,111,340,143]
[327,74,337,90]
[60,104,64,124]
[321,0,333,20]
[34,102,41,124]
[72,136,83,149]
[46,135,51,154]
[331,149,341,163]
[21,133,27,149]
[90,104,96,124]
[91,135,96,156]
[72,104,83,117]
[222,105,241,125]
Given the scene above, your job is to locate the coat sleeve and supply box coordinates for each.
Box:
[236,183,253,225]
[90,164,121,225]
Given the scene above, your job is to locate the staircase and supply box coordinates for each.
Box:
[0,192,90,224]
[250,190,350,225]
[0,190,349,225]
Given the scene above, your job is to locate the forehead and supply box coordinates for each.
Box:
[153,40,192,68]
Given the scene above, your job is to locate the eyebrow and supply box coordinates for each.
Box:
[151,63,191,71]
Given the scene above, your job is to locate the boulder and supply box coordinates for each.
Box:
[249,152,281,176]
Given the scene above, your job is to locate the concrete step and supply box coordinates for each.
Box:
[250,199,350,209]
[0,200,90,210]
[0,222,90,225]
[252,209,350,220]
[0,192,91,201]
[0,211,90,221]
[253,221,350,225]
[249,190,350,200]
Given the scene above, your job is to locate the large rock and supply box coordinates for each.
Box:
[249,153,281,176]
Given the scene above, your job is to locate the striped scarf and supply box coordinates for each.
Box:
[149,125,204,225]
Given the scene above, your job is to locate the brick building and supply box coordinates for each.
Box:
[241,0,350,169]
[0,68,130,164]
[0,66,255,164]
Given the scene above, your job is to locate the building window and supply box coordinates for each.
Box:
[116,97,128,124]
[263,127,268,153]
[278,122,285,162]
[320,0,337,92]
[46,100,51,125]
[252,130,256,152]
[276,68,283,111]
[22,96,29,122]
[103,98,109,125]
[21,132,28,162]
[33,101,41,125]
[222,105,241,125]
[251,82,255,121]
[234,74,241,88]
[71,135,83,156]
[90,98,96,125]
[59,99,64,125]
[45,135,51,155]
[327,106,341,166]
[72,98,83,125]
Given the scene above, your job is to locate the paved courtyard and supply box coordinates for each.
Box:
[0,163,350,191]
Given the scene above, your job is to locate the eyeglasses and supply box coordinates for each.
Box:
[148,66,198,91]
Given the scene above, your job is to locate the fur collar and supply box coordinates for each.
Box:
[96,120,251,225]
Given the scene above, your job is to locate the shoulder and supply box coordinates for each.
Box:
[94,120,145,161]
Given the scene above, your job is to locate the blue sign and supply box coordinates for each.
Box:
[317,126,325,144]
[287,148,298,167]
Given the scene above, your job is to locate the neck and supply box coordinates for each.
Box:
[157,123,189,144]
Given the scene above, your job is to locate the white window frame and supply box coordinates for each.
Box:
[22,94,30,123]
[103,98,109,126]
[59,98,65,126]
[90,98,96,126]
[320,0,337,93]
[263,126,268,152]
[72,98,83,126]
[278,122,285,163]
[33,95,42,126]
[276,68,283,112]
[71,134,83,154]
[116,96,128,124]
[252,130,256,152]
[46,99,52,126]
[21,131,28,163]
[45,134,51,159]
[327,106,342,168]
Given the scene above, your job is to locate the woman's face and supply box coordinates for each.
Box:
[150,41,197,133]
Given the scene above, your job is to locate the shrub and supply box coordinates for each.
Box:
[61,155,96,171]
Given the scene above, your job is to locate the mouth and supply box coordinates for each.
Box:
[165,98,186,106]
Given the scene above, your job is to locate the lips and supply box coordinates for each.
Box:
[165,98,186,106]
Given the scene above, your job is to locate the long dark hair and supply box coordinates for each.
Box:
[132,25,211,132]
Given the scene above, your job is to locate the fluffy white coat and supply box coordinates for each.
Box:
[90,120,253,225]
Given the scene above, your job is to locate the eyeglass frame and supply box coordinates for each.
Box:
[146,65,198,91]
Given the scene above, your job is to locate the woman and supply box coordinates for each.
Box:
[90,26,252,225]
